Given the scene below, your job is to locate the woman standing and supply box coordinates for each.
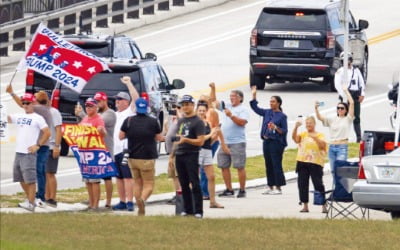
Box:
[197,102,225,208]
[292,116,328,213]
[250,86,288,194]
[315,88,354,174]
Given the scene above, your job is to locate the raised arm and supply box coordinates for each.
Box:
[120,76,140,111]
[249,85,267,116]
[6,84,23,107]
[343,87,354,118]
[209,82,217,103]
[292,121,302,143]
[314,101,324,122]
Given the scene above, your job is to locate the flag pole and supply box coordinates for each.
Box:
[8,70,18,87]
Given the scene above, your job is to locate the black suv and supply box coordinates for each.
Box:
[62,33,156,60]
[249,0,369,91]
[26,58,185,155]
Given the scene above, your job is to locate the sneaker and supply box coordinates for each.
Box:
[166,196,176,205]
[262,189,274,195]
[180,212,188,216]
[35,198,46,208]
[270,190,282,195]
[105,204,112,210]
[46,199,58,208]
[194,213,203,219]
[218,189,235,197]
[237,189,246,198]
[137,199,145,216]
[112,201,127,211]
[126,201,134,212]
[19,201,35,212]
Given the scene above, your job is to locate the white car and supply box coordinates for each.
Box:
[353,147,400,219]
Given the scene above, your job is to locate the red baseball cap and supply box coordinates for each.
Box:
[94,92,108,101]
[21,93,36,103]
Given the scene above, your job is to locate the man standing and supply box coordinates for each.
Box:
[7,86,52,206]
[334,52,366,142]
[170,95,205,218]
[93,91,117,208]
[7,93,50,212]
[120,98,163,216]
[112,76,139,211]
[217,90,250,198]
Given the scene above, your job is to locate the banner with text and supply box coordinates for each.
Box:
[62,124,117,179]
[17,23,110,93]
[0,102,9,143]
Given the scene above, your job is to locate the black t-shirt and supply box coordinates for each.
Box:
[202,122,212,150]
[176,115,205,154]
[120,114,161,159]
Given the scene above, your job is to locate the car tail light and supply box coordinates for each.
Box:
[359,140,365,158]
[51,88,60,109]
[358,162,366,179]
[326,31,335,49]
[141,92,149,101]
[26,69,34,86]
[250,29,257,47]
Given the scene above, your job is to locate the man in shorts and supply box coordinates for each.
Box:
[7,93,50,212]
[217,90,250,198]
[120,98,163,215]
[112,76,140,211]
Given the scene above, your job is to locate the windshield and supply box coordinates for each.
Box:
[257,8,327,30]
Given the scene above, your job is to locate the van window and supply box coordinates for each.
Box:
[114,40,134,59]
[257,8,327,30]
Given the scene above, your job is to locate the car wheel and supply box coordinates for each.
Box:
[60,138,69,156]
[324,76,335,92]
[250,71,266,90]
[360,51,368,84]
[391,211,400,219]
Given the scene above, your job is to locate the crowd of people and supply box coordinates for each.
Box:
[6,52,365,216]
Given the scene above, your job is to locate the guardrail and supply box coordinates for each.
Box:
[0,0,200,56]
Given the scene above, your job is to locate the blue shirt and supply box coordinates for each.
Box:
[250,99,288,147]
[221,103,250,144]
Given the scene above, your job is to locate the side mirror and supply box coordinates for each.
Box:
[145,52,157,61]
[171,79,185,90]
[358,19,369,30]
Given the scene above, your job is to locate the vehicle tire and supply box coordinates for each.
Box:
[360,51,368,84]
[60,138,69,156]
[324,75,335,92]
[250,71,266,90]
[391,211,400,219]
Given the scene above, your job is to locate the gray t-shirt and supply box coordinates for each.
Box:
[33,105,52,146]
[100,108,117,156]
[49,107,62,149]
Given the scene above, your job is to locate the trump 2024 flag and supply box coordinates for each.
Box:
[17,23,109,93]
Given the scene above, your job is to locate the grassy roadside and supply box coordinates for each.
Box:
[0,143,360,207]
[1,214,399,250]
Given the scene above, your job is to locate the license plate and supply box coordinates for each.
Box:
[379,167,395,179]
[284,40,299,48]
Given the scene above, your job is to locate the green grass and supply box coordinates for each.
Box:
[0,143,360,207]
[1,214,398,250]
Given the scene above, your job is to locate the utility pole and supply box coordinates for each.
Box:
[341,0,349,88]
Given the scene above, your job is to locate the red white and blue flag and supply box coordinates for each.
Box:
[17,23,109,93]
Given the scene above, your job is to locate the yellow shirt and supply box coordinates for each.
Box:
[296,131,326,167]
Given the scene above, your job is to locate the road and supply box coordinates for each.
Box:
[1,0,400,194]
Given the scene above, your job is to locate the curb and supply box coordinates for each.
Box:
[0,0,231,67]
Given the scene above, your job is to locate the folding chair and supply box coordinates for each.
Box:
[326,160,369,220]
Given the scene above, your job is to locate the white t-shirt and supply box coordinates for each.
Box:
[49,107,62,149]
[113,107,134,155]
[10,113,48,153]
[322,115,354,142]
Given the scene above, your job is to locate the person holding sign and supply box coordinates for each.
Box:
[7,93,50,212]
[79,98,106,211]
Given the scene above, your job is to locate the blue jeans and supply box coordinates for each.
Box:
[328,144,348,174]
[36,146,50,201]
[200,141,220,197]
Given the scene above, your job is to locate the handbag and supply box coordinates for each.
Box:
[313,190,325,205]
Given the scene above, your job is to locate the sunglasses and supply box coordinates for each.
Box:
[22,102,32,105]
[337,106,346,110]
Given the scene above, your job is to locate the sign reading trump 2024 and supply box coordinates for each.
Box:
[62,124,117,179]
[17,23,109,93]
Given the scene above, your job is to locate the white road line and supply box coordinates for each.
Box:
[135,0,265,41]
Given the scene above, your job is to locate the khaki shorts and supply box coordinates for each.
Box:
[128,158,155,181]
[167,156,178,178]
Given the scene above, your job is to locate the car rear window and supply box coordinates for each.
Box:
[257,8,327,30]
[77,43,110,58]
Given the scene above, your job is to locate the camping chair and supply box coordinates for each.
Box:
[325,160,369,220]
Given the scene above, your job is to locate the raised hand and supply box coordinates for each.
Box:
[120,76,132,85]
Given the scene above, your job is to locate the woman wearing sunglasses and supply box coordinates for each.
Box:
[315,87,354,175]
